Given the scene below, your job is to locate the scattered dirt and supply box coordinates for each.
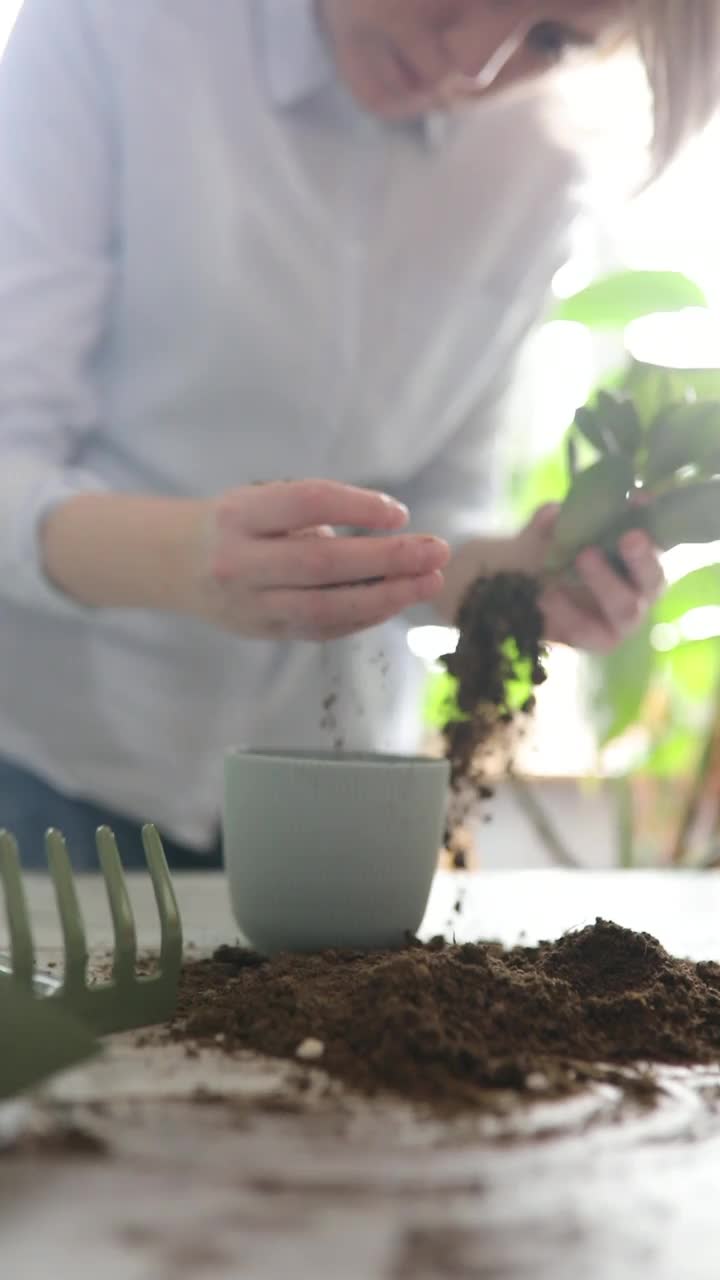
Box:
[440,573,546,862]
[320,691,345,752]
[1,1119,109,1159]
[370,648,390,680]
[170,922,720,1113]
[391,1225,489,1280]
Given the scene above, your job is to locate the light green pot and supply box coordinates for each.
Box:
[224,749,449,955]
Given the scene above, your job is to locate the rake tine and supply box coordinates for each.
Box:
[142,825,182,979]
[0,831,35,990]
[45,829,88,996]
[96,827,137,987]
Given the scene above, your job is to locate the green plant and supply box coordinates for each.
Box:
[424,268,720,867]
[517,270,720,867]
[542,390,720,579]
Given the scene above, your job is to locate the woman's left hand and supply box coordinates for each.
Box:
[518,504,666,654]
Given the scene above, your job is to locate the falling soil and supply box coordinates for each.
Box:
[439,572,546,864]
[171,920,720,1112]
[442,572,546,793]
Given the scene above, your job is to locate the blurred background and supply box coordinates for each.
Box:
[2,4,717,872]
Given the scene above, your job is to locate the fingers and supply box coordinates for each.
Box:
[291,525,337,540]
[574,531,664,632]
[543,531,665,654]
[575,549,645,636]
[220,480,409,537]
[617,531,666,599]
[540,587,619,654]
[527,503,561,538]
[207,482,450,640]
[248,533,450,590]
[263,571,445,641]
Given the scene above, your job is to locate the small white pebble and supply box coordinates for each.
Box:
[295,1038,325,1062]
[526,1072,549,1092]
[215,1033,226,1046]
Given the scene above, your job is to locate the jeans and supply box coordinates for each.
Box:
[0,757,223,871]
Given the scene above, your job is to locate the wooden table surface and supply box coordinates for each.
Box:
[2,869,720,1280]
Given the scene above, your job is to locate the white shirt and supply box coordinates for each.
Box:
[0,0,581,848]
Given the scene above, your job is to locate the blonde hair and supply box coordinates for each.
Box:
[636,0,720,170]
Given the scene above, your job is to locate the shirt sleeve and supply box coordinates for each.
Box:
[0,0,115,614]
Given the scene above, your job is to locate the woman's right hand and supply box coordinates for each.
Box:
[194,479,449,640]
[41,480,449,641]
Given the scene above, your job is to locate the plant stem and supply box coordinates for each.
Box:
[670,678,720,865]
[699,845,720,871]
[698,721,720,868]
[614,775,635,869]
[508,773,582,869]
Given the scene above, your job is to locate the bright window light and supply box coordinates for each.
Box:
[650,623,679,652]
[628,610,720,656]
[663,543,720,585]
[625,309,720,370]
[552,259,595,300]
[678,606,720,644]
[0,0,22,55]
[618,117,720,307]
[407,626,457,668]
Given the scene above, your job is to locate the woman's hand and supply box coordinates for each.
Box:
[510,505,666,653]
[41,480,450,641]
[195,479,449,639]
[435,504,665,653]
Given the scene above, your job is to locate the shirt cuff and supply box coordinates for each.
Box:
[11,468,108,617]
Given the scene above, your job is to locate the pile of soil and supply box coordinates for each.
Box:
[441,572,546,794]
[172,920,720,1111]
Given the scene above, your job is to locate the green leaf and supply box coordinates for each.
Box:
[644,401,720,486]
[623,362,720,425]
[574,404,613,455]
[606,396,643,457]
[551,453,635,561]
[578,391,642,459]
[551,271,707,332]
[658,638,720,702]
[675,369,720,401]
[643,479,720,550]
[645,727,700,778]
[622,362,690,427]
[653,565,720,625]
[591,617,654,745]
[566,432,580,480]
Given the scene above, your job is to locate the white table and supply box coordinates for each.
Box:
[2,869,720,1280]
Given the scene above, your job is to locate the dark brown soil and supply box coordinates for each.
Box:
[441,573,546,794]
[171,920,720,1112]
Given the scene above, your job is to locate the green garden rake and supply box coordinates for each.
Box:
[0,824,183,1039]
[0,973,99,1103]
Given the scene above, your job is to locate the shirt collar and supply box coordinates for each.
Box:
[256,0,335,109]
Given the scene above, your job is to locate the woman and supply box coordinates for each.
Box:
[0,0,717,868]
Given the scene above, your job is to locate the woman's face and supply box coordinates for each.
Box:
[317,0,628,117]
